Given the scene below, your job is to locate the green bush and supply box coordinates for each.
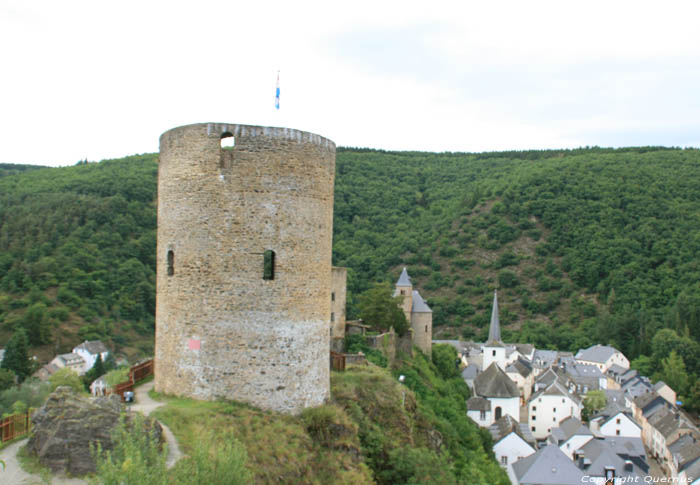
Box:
[498,270,519,288]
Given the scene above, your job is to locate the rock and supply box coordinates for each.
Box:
[26,386,163,476]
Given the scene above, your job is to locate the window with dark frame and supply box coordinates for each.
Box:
[263,250,275,280]
[167,250,174,276]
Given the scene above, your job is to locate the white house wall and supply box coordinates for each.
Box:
[529,394,582,440]
[599,413,641,438]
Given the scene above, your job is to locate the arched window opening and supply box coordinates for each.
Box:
[220,132,235,149]
[331,312,335,322]
[167,250,174,276]
[263,250,275,280]
[495,406,502,420]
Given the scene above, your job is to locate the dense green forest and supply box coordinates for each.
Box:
[1,147,700,405]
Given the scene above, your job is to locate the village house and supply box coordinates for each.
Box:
[489,415,536,483]
[470,362,520,426]
[50,353,86,375]
[72,340,109,374]
[589,391,642,439]
[575,344,630,373]
[511,444,585,485]
[528,378,582,440]
[549,416,594,459]
[575,437,646,483]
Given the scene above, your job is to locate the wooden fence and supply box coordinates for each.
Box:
[330,351,346,372]
[0,410,31,442]
[109,359,155,401]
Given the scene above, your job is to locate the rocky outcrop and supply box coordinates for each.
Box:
[26,386,162,476]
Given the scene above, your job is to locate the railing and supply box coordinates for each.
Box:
[0,411,31,442]
[109,359,155,401]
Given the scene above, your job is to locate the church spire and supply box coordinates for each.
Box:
[487,289,501,344]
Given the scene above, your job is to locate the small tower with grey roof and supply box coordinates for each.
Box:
[483,290,507,371]
[394,267,433,355]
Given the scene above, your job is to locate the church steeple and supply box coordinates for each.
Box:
[487,290,501,344]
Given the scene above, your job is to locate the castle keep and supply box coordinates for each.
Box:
[155,122,335,413]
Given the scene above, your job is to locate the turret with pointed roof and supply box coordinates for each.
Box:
[487,289,502,345]
[393,267,432,355]
[394,267,413,322]
[483,290,506,370]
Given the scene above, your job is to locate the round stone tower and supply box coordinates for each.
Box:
[155,122,335,413]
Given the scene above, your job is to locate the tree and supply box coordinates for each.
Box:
[1,329,31,382]
[432,344,459,379]
[0,369,15,392]
[630,355,655,377]
[22,302,50,345]
[358,282,409,336]
[655,350,689,397]
[49,368,84,393]
[582,390,607,422]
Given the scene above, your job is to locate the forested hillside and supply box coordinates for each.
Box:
[1,147,700,405]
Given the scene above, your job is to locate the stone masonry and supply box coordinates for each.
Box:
[330,266,347,339]
[155,122,335,414]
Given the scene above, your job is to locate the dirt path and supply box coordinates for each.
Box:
[130,380,183,468]
[0,438,86,485]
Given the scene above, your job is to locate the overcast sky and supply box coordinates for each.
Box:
[2,0,700,166]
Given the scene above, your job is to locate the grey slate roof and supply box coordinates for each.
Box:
[486,290,501,344]
[74,340,108,355]
[533,349,558,368]
[649,409,693,439]
[474,362,519,399]
[512,444,586,485]
[682,457,700,481]
[489,414,536,447]
[551,417,592,444]
[530,379,582,406]
[580,437,645,480]
[396,267,411,287]
[606,363,628,378]
[411,290,432,313]
[669,433,700,469]
[467,396,491,411]
[461,363,479,380]
[514,343,535,356]
[575,344,619,363]
[58,353,85,365]
[506,356,533,378]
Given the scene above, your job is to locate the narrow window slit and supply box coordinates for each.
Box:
[167,250,174,276]
[263,250,275,280]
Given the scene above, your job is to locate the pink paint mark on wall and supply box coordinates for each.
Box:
[188,339,201,350]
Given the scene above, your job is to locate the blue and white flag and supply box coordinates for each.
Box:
[275,71,280,110]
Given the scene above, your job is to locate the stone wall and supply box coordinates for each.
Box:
[155,122,335,414]
[365,329,396,364]
[411,312,433,355]
[397,329,415,357]
[330,267,347,339]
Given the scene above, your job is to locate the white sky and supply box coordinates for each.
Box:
[2,0,700,166]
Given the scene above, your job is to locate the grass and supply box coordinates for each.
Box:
[17,444,52,484]
[152,395,372,484]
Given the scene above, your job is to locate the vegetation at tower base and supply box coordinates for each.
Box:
[1,147,700,407]
[148,347,507,485]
